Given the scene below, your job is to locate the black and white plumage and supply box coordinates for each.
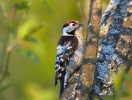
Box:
[55,20,84,97]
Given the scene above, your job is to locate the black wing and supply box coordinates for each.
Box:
[55,36,78,86]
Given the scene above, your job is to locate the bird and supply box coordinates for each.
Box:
[55,20,85,97]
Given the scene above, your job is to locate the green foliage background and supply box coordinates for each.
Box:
[0,0,132,100]
[0,0,87,100]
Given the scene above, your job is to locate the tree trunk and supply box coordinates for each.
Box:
[89,0,132,99]
[74,0,102,99]
[59,0,102,100]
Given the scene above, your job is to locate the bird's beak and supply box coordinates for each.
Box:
[76,21,87,29]
[78,21,87,27]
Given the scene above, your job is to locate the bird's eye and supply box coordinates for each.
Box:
[72,23,75,26]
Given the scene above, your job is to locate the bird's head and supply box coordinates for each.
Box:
[62,20,85,36]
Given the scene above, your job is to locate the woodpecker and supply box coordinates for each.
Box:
[55,20,84,97]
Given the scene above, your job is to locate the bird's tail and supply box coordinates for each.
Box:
[59,77,64,98]
[59,71,66,98]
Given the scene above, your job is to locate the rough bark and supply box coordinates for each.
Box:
[74,0,102,99]
[59,0,102,100]
[89,0,132,99]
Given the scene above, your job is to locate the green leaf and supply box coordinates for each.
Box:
[24,36,38,43]
[16,48,40,65]
[17,19,35,39]
[27,23,45,36]
[23,23,44,42]
[112,66,125,92]
[15,1,29,10]
[17,21,44,40]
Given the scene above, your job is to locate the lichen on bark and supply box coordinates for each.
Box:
[90,0,132,99]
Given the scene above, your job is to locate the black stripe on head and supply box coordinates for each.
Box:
[67,29,75,35]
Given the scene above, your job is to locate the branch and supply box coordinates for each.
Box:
[0,0,34,83]
[0,5,16,71]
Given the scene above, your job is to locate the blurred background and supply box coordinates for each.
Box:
[0,0,132,100]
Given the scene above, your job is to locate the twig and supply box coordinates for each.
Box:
[0,51,11,83]
[0,0,34,83]
[17,0,34,30]
[0,0,34,84]
[0,5,16,71]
